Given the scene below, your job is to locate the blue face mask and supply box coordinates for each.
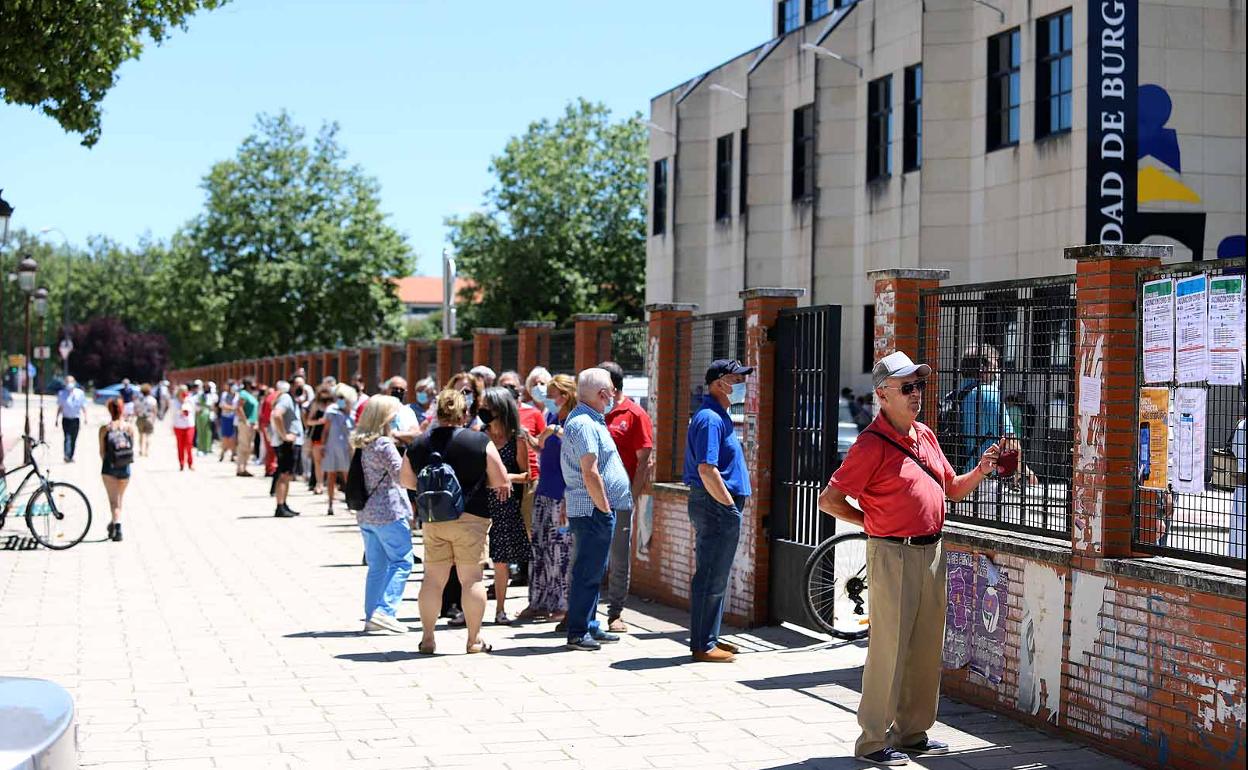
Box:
[543,398,558,415]
[337,398,347,410]
[531,384,548,402]
[730,382,747,405]
[416,391,430,406]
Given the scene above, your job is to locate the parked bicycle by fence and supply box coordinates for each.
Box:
[0,436,93,550]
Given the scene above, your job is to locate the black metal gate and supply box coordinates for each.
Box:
[770,305,841,627]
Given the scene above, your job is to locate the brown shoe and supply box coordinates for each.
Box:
[692,647,736,663]
[715,640,740,654]
[607,617,628,633]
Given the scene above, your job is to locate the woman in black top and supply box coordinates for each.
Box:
[401,388,511,655]
[306,386,331,494]
[478,387,530,625]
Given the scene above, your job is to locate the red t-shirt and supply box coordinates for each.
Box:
[606,396,654,482]
[518,401,546,480]
[828,414,955,538]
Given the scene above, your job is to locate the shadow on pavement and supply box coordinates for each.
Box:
[284,630,365,639]
[334,651,428,663]
[609,654,692,670]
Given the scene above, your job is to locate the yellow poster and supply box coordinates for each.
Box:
[1138,387,1169,490]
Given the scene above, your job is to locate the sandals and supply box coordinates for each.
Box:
[495,612,513,626]
[466,639,493,654]
[418,640,436,655]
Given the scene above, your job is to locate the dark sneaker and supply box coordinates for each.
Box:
[283,504,301,517]
[106,523,116,540]
[858,747,909,766]
[589,628,620,644]
[275,506,297,518]
[899,739,948,755]
[111,524,123,542]
[565,634,601,651]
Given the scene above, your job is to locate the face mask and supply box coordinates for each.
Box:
[391,415,402,431]
[478,408,495,425]
[337,398,347,410]
[531,384,547,402]
[543,398,558,415]
[390,388,407,401]
[415,391,430,406]
[730,382,747,405]
[461,391,475,408]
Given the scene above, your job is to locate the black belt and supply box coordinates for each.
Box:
[870,533,942,546]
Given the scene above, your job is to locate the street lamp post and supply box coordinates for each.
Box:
[0,190,14,473]
[34,287,49,445]
[18,257,38,463]
[38,227,72,378]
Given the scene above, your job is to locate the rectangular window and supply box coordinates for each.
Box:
[986,28,1021,151]
[652,158,667,236]
[903,64,922,172]
[862,305,875,373]
[739,128,749,214]
[715,134,733,221]
[792,104,816,200]
[778,0,800,35]
[1036,10,1073,138]
[807,0,829,21]
[867,75,892,181]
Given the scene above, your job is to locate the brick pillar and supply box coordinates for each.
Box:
[357,347,373,393]
[517,321,555,379]
[379,344,393,387]
[436,338,457,389]
[869,268,950,417]
[1065,244,1167,558]
[573,313,616,372]
[740,288,805,625]
[646,303,697,483]
[473,328,506,374]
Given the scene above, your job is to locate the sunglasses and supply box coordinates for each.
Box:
[884,380,928,395]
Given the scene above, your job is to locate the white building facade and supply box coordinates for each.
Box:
[646,0,1246,392]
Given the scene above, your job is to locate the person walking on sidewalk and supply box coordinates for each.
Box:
[350,395,416,635]
[173,384,196,471]
[560,368,632,652]
[600,360,653,634]
[683,359,753,663]
[98,398,135,542]
[818,351,1001,767]
[269,381,304,518]
[56,376,87,462]
[134,384,157,458]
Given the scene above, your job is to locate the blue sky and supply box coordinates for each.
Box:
[2,1,764,275]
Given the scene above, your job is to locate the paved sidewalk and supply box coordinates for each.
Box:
[0,402,1140,770]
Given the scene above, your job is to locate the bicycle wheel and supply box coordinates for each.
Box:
[26,482,93,550]
[802,531,870,640]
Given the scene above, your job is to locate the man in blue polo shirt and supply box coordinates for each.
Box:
[683,359,753,662]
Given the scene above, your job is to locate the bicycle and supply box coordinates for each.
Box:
[802,529,870,640]
[0,436,93,550]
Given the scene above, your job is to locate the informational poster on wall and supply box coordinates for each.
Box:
[1175,274,1209,383]
[969,554,1008,685]
[942,550,975,670]
[1138,387,1169,490]
[1141,278,1175,384]
[1170,387,1207,495]
[1207,275,1245,386]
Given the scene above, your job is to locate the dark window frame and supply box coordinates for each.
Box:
[652,158,668,236]
[792,104,816,201]
[903,64,922,172]
[986,28,1021,152]
[778,0,800,35]
[715,133,734,222]
[867,75,893,182]
[739,128,749,215]
[1036,9,1073,139]
[807,0,830,21]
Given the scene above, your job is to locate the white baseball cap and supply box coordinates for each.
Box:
[872,351,932,389]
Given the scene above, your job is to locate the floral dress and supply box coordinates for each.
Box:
[529,413,572,613]
[488,437,530,563]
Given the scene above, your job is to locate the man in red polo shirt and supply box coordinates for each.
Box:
[819,351,1001,767]
[601,360,654,633]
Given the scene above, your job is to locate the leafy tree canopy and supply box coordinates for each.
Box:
[0,0,228,146]
[447,98,646,330]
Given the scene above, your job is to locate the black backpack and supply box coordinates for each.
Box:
[414,430,468,523]
[937,382,977,471]
[105,426,134,468]
[344,449,374,512]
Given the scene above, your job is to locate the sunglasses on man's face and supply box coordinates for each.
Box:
[885,380,927,396]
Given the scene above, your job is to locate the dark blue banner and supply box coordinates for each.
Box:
[1086,0,1139,244]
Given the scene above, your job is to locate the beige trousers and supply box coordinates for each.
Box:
[855,538,947,757]
[235,420,254,472]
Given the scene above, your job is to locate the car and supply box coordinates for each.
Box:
[838,398,861,457]
[93,383,125,405]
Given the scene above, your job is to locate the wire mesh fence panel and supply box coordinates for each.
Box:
[919,276,1076,537]
[1134,257,1246,568]
[674,312,747,479]
[458,340,474,374]
[415,346,436,385]
[548,329,576,376]
[323,356,338,382]
[389,345,407,384]
[668,317,690,480]
[499,334,519,376]
[370,349,383,393]
[611,322,649,376]
[346,352,360,383]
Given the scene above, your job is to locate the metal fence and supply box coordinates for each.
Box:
[457,339,474,374]
[390,345,406,384]
[548,329,576,376]
[608,322,648,376]
[1134,257,1245,568]
[346,351,360,383]
[499,334,519,376]
[919,276,1076,537]
[666,311,745,479]
[414,345,436,386]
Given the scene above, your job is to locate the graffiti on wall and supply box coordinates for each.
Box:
[969,554,1009,684]
[1073,322,1105,552]
[1018,562,1066,720]
[943,550,975,669]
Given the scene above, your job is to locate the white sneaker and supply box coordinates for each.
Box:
[364,610,407,635]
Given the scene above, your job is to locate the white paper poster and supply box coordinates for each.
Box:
[1141,278,1175,384]
[1174,274,1209,384]
[1078,375,1101,416]
[1207,275,1245,386]
[1170,388,1206,495]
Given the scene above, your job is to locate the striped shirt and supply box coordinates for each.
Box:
[560,403,633,518]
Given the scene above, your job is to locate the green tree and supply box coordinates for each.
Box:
[0,0,229,146]
[189,111,413,359]
[446,98,646,330]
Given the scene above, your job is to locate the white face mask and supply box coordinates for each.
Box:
[531,383,547,402]
[730,382,747,405]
